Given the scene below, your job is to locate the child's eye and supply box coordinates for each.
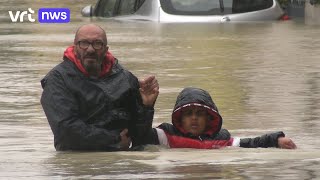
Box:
[182,110,192,116]
[196,111,207,116]
[182,109,207,117]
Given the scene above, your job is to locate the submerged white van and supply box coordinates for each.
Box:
[82,0,285,22]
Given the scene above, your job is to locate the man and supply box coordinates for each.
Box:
[41,24,159,151]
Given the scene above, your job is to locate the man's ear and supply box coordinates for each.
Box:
[106,45,109,51]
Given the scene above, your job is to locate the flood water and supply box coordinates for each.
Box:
[1,0,320,179]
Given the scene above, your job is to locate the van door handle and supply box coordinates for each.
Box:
[221,16,231,22]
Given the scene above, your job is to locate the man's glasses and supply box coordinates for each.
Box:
[77,40,105,50]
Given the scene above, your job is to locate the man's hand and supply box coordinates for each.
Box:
[119,129,131,150]
[278,137,297,149]
[139,75,159,107]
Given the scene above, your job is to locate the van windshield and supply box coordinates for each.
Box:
[160,0,274,15]
[95,0,146,17]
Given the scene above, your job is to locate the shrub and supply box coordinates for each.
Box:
[310,0,320,5]
[278,0,289,7]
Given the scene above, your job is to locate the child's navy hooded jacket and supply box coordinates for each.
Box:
[147,87,285,149]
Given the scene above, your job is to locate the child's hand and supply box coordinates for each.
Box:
[278,137,297,149]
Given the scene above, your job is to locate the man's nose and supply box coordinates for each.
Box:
[86,44,95,52]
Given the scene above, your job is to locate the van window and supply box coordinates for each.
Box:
[94,0,147,17]
[160,0,274,15]
[135,0,146,10]
[118,0,145,15]
[119,0,136,15]
[95,0,118,17]
[232,0,273,13]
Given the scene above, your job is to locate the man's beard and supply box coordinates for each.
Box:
[77,51,105,76]
[85,62,100,76]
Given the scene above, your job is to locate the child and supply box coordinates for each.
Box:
[145,87,296,149]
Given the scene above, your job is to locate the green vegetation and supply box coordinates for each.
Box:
[309,0,320,5]
[278,0,289,7]
[315,0,320,4]
[278,0,320,7]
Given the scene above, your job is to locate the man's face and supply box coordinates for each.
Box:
[181,106,208,136]
[74,27,107,76]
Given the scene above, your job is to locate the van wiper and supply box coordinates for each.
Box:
[219,0,224,13]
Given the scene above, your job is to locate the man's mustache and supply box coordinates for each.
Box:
[84,54,98,59]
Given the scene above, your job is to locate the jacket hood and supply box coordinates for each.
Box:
[63,46,115,77]
[172,87,223,136]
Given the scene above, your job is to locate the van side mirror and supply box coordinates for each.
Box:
[82,5,93,17]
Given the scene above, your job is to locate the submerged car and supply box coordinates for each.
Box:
[82,0,286,22]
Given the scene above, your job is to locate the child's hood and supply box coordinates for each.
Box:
[171,87,223,136]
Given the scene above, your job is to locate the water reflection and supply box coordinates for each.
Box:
[1,0,320,179]
[43,149,320,179]
[303,72,320,127]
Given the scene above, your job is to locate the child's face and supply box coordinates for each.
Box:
[181,106,208,136]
